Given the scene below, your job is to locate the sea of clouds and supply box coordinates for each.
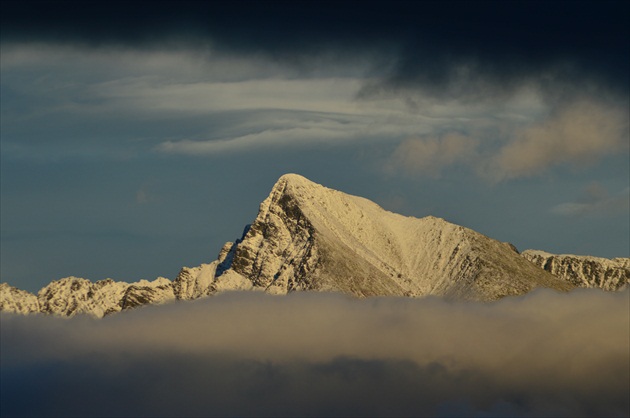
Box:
[1,288,628,417]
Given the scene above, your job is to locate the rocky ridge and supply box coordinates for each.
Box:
[1,174,627,317]
[2,277,176,318]
[0,283,39,314]
[521,250,629,291]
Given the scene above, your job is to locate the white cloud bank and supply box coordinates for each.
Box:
[1,289,628,417]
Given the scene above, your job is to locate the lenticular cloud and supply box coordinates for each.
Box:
[1,288,628,417]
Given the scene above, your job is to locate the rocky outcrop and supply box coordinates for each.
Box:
[172,262,218,300]
[37,277,126,317]
[119,278,175,311]
[1,276,176,318]
[522,250,629,291]
[0,283,39,314]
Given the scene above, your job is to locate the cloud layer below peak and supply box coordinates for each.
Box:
[2,289,628,417]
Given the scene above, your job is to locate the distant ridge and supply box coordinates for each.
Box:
[2,173,627,317]
[522,250,629,291]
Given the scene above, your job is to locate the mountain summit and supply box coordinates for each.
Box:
[202,173,573,300]
[5,173,626,317]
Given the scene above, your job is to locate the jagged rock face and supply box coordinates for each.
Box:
[216,174,573,300]
[37,277,123,317]
[172,263,218,300]
[522,250,630,291]
[0,283,39,314]
[222,180,321,294]
[35,276,175,317]
[119,278,175,310]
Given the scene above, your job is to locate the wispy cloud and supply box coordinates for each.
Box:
[552,182,630,217]
[2,289,627,417]
[2,43,627,182]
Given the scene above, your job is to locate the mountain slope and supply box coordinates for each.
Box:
[212,174,573,300]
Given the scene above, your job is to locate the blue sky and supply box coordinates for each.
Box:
[1,1,628,292]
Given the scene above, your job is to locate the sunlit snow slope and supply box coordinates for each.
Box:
[210,174,573,300]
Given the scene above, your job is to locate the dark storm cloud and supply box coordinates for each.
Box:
[2,1,628,97]
[2,289,628,417]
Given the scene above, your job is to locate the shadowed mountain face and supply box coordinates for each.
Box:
[4,173,626,317]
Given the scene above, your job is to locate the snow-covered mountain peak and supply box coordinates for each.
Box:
[4,173,626,317]
[218,174,574,300]
[275,172,315,188]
